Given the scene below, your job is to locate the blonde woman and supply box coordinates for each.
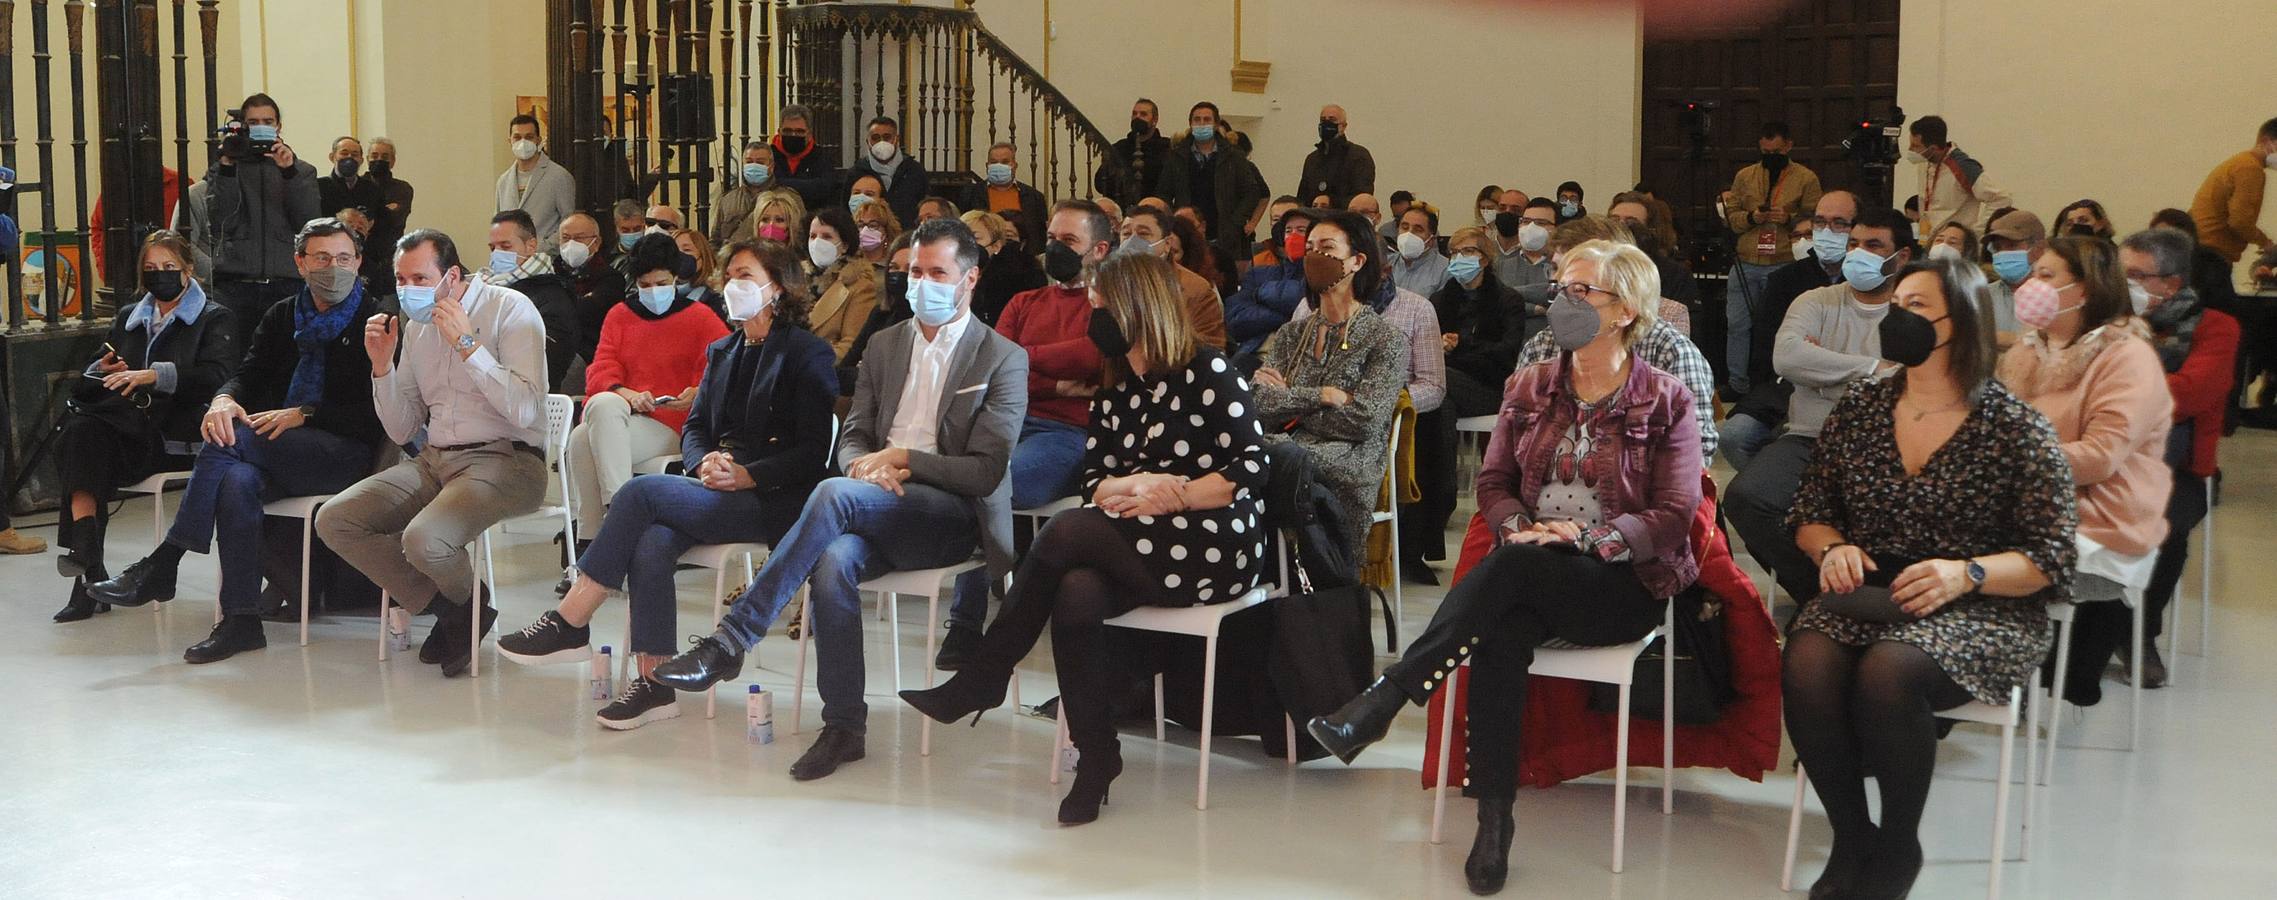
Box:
[962,208,1044,327]
[851,193,902,265]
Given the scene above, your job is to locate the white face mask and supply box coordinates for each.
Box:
[1395,232,1427,260]
[807,237,842,269]
[558,240,591,268]
[2128,279,2155,315]
[1791,239,1813,261]
[1902,148,1926,165]
[1517,222,1549,253]
[723,277,775,322]
[511,139,539,161]
[1926,243,1965,263]
[870,140,897,162]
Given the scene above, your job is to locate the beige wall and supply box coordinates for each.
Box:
[1897,0,2277,244]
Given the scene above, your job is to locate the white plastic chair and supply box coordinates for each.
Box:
[1045,586,1286,811]
[790,558,986,754]
[1783,687,2026,900]
[1427,600,1678,873]
[2035,588,2145,794]
[2196,474,2214,661]
[1372,416,1405,638]
[477,394,577,592]
[256,493,336,646]
[1453,414,1496,493]
[116,469,194,551]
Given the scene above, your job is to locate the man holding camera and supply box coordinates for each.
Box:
[207,92,321,354]
[1721,120,1822,396]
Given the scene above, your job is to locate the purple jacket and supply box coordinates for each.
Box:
[1476,350,1703,599]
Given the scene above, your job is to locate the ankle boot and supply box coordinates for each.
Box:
[1464,797,1516,895]
[1810,824,1879,899]
[55,515,104,579]
[1058,741,1124,826]
[899,667,1011,726]
[53,578,110,623]
[1306,677,1411,764]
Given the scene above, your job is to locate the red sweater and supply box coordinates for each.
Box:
[995,283,1100,427]
[583,301,729,432]
[2168,308,2239,478]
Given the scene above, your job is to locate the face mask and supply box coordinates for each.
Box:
[1043,240,1087,284]
[247,124,279,144]
[1302,251,1353,294]
[1791,239,1813,261]
[1087,307,1131,357]
[2012,278,2082,330]
[487,248,520,277]
[2128,279,2155,316]
[1494,211,1521,238]
[883,271,911,310]
[2063,222,2097,237]
[335,158,361,179]
[1129,117,1150,136]
[807,237,842,269]
[1518,222,1549,253]
[858,226,885,250]
[1447,255,1484,284]
[1901,148,1926,165]
[741,162,770,185]
[1282,229,1308,261]
[1317,120,1339,142]
[1558,200,1580,218]
[1811,227,1850,263]
[1547,295,1606,352]
[723,278,773,321]
[397,284,438,324]
[1395,232,1427,260]
[141,269,185,302]
[511,139,539,161]
[848,194,873,214]
[1841,247,1894,293]
[758,223,789,242]
[618,233,641,251]
[558,240,592,269]
[985,163,1014,186]
[779,134,808,155]
[1991,249,2032,285]
[1114,236,1155,259]
[908,276,963,327]
[306,265,355,302]
[1191,124,1216,143]
[1761,151,1788,169]
[1927,243,1965,262]
[635,283,678,315]
[368,160,392,180]
[1479,207,1497,223]
[1877,306,1947,367]
[869,140,897,162]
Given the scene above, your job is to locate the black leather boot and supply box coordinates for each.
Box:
[1306,677,1411,764]
[1464,797,1515,895]
[1058,741,1124,826]
[899,667,1010,725]
[53,578,109,623]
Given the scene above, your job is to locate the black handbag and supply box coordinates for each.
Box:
[1264,543,1374,762]
[1588,586,1736,726]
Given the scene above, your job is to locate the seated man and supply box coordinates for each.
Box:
[89,218,393,662]
[936,201,1110,669]
[1723,206,1915,610]
[649,218,1026,781]
[479,209,579,389]
[315,229,550,678]
[1720,190,1856,471]
[1223,205,1314,362]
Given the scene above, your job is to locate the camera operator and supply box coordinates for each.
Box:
[1722,121,1823,396]
[206,92,321,353]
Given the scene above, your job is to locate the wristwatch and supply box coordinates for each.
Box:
[297,404,317,420]
[455,333,478,353]
[1964,558,1987,589]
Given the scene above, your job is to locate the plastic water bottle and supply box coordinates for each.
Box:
[590,646,614,700]
[746,686,774,744]
[386,607,411,653]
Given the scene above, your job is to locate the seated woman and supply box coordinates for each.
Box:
[2000,236,2172,704]
[751,188,806,245]
[1163,210,1233,349]
[962,209,1044,328]
[499,239,838,730]
[673,227,725,320]
[565,233,729,548]
[1412,225,1527,569]
[87,220,390,662]
[1307,240,1701,896]
[837,234,915,398]
[805,204,880,366]
[900,252,1269,825]
[52,231,239,622]
[2057,198,2117,239]
[1250,210,1409,560]
[1780,256,2076,899]
[850,175,902,265]
[1927,221,1978,265]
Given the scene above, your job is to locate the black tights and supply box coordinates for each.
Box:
[971,508,1172,754]
[1782,630,1973,846]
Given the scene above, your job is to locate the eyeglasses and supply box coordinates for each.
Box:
[1813,217,1854,231]
[1547,280,1618,303]
[1518,216,1555,228]
[644,218,679,232]
[302,252,358,267]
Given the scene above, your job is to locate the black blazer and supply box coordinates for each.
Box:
[85,283,240,446]
[219,285,393,450]
[680,324,841,541]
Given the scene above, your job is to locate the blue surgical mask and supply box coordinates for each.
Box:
[848,194,873,214]
[487,249,519,277]
[396,285,437,323]
[908,275,963,328]
[1841,247,1893,293]
[1191,124,1215,143]
[1992,249,2032,285]
[636,283,677,315]
[985,163,1014,186]
[1559,200,1580,218]
[619,233,640,250]
[1447,255,1484,284]
[741,162,770,185]
[1811,227,1849,263]
[247,124,278,143]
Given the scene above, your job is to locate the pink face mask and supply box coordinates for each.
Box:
[758,223,789,242]
[858,225,885,250]
[2012,277,2082,330]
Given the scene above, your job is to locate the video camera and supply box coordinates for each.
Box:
[216,108,276,161]
[1841,106,1907,169]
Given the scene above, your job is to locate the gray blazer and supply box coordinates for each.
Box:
[495,155,577,252]
[839,317,1029,592]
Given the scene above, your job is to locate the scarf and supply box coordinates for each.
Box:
[2143,287,2202,373]
[866,149,903,190]
[288,280,364,407]
[1998,316,2151,397]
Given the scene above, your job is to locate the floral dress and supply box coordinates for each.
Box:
[1082,346,1271,605]
[1251,307,1410,558]
[1787,375,2078,704]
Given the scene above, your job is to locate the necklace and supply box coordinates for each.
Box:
[1899,394,1967,422]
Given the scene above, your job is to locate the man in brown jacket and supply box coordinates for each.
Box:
[1721,120,1823,394]
[2189,118,2277,263]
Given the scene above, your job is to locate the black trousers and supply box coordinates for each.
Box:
[53,412,186,571]
[1384,543,1663,797]
[1403,371,1503,564]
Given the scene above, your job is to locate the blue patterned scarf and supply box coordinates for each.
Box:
[287,281,364,407]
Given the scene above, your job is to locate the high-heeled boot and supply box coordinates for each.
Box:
[1306,676,1412,764]
[1464,796,1516,895]
[55,514,103,579]
[1057,741,1124,826]
[53,577,109,623]
[899,667,1011,726]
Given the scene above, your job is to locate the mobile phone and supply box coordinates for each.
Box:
[101,342,118,359]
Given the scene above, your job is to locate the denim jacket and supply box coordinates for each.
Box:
[1476,349,1703,598]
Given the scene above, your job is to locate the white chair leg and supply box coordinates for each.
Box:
[1431,664,1461,845]
[792,592,812,736]
[2199,476,2213,659]
[886,591,903,693]
[2163,587,2183,687]
[2040,614,2072,786]
[1284,715,1297,766]
[1049,703,1069,785]
[152,489,166,547]
[2128,591,2143,752]
[377,591,392,662]
[1388,511,1403,629]
[1989,709,2017,900]
[706,565,727,720]
[1197,630,1220,811]
[2022,684,2039,861]
[470,535,487,678]
[299,514,315,646]
[1781,763,1808,892]
[920,589,939,757]
[1153,674,1167,743]
[1612,680,1631,874]
[1662,605,1675,815]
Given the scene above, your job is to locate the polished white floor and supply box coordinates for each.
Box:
[4,433,2274,898]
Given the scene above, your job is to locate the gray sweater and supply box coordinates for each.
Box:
[1773,283,1891,438]
[206,156,321,280]
[495,155,577,252]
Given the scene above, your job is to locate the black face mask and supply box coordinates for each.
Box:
[1761,151,1788,170]
[1130,118,1150,138]
[368,159,392,180]
[2065,222,2098,237]
[779,134,809,155]
[882,271,911,313]
[1317,120,1339,143]
[141,269,185,301]
[335,158,361,179]
[1877,305,1949,368]
[1494,211,1521,238]
[1087,307,1131,358]
[1043,240,1086,284]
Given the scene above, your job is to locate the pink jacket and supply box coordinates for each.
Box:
[1998,320,2174,557]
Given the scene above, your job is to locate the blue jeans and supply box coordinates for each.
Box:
[1717,412,1780,473]
[1724,261,1781,392]
[948,416,1087,628]
[166,423,371,614]
[714,477,979,730]
[575,474,778,656]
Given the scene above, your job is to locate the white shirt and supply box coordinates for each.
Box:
[374,279,549,449]
[886,313,972,454]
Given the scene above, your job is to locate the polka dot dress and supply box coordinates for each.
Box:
[1082,346,1271,605]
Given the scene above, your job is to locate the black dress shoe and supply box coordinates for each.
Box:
[1465,798,1515,895]
[899,668,1009,725]
[185,615,269,664]
[1058,744,1123,826]
[789,725,866,781]
[1306,677,1411,764]
[417,590,497,665]
[86,555,179,608]
[933,623,982,671]
[53,579,110,623]
[1810,825,1878,899]
[429,594,498,678]
[650,633,746,692]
